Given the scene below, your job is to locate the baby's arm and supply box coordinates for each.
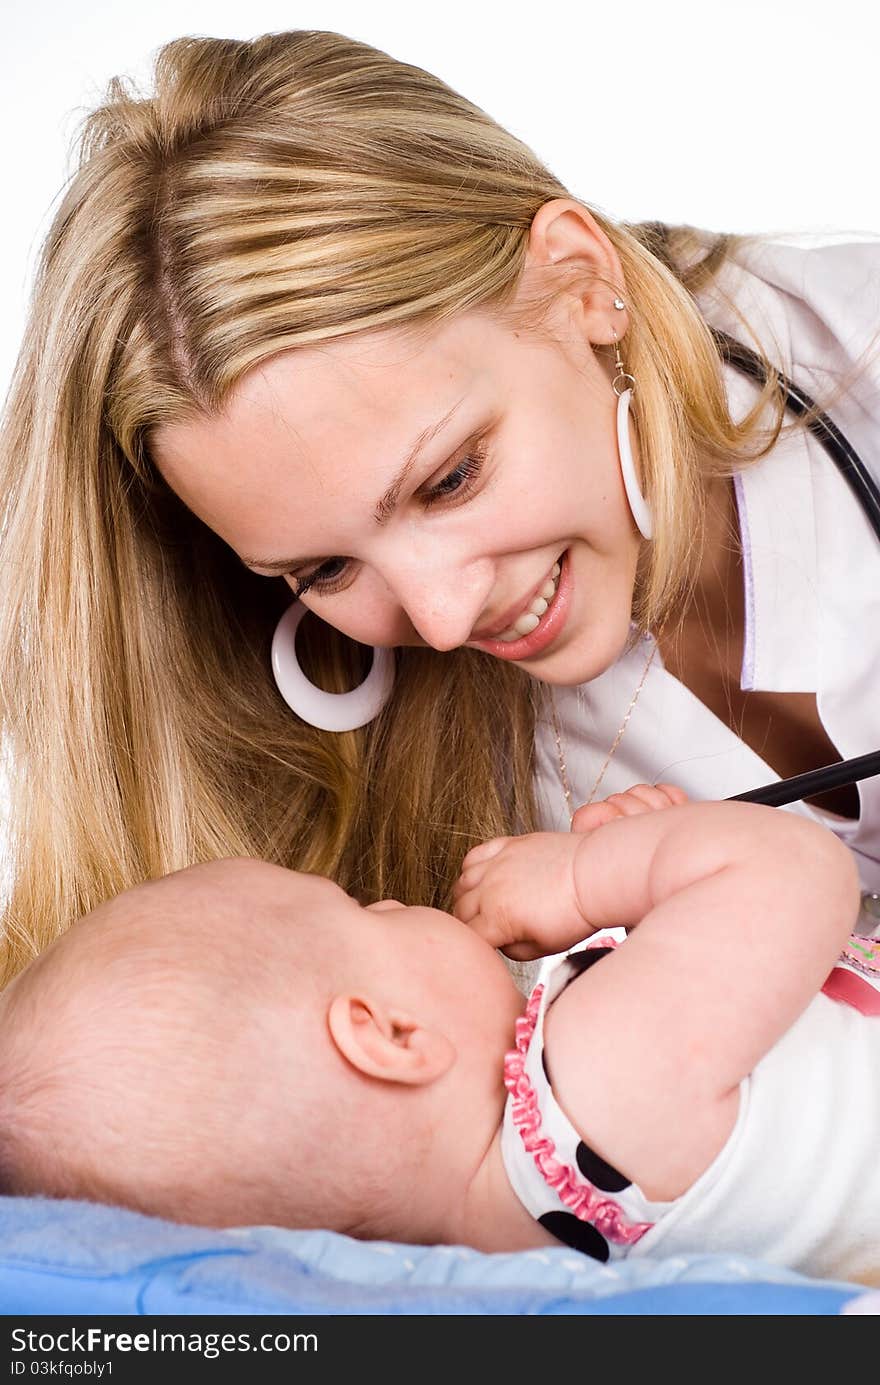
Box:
[458,798,860,1198]
[453,783,687,961]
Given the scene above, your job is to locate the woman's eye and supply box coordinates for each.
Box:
[292,439,489,599]
[292,557,350,600]
[421,439,489,508]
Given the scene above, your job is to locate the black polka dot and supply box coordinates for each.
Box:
[539,1211,610,1262]
[561,947,613,991]
[575,1141,631,1193]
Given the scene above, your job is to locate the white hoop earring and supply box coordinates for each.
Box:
[612,329,653,541]
[271,603,395,732]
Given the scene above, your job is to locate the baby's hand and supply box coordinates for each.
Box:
[453,786,689,960]
[570,782,687,835]
[453,832,590,961]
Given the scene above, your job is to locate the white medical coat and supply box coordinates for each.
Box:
[534,237,880,892]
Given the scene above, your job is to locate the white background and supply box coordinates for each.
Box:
[2,0,879,395]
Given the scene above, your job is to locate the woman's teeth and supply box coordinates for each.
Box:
[496,562,562,642]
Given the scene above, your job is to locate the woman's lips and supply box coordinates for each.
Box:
[469,562,558,641]
[466,550,571,660]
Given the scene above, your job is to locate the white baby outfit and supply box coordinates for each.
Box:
[501,935,880,1285]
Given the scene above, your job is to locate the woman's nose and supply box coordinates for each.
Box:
[389,555,495,652]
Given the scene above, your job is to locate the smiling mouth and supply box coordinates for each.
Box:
[488,560,563,643]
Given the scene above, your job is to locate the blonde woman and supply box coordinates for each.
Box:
[1,30,878,985]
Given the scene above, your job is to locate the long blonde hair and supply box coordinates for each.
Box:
[0,30,786,981]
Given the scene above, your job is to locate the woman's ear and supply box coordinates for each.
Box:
[327,994,455,1086]
[524,197,628,345]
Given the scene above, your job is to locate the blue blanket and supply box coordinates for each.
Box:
[0,1197,869,1315]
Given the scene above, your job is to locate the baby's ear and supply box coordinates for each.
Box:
[327,995,455,1086]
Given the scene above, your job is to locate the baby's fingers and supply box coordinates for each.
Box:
[457,904,537,959]
[460,836,511,870]
[452,884,480,926]
[570,800,624,834]
[452,889,515,953]
[656,782,689,805]
[612,783,678,813]
[600,789,655,816]
[454,839,508,906]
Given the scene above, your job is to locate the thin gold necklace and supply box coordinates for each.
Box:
[547,639,657,824]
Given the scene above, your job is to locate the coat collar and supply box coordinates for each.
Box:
[726,365,820,694]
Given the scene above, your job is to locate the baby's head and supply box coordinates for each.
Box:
[0,860,524,1244]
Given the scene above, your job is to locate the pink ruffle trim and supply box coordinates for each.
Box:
[503,983,652,1246]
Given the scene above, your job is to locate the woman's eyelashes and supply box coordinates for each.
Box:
[292,558,347,600]
[420,445,486,508]
[291,440,490,600]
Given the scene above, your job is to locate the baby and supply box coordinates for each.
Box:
[0,789,877,1286]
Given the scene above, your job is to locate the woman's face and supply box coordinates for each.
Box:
[153,223,643,687]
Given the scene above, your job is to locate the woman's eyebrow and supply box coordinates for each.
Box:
[241,397,467,572]
[371,397,466,525]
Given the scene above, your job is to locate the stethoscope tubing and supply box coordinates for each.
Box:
[729,750,880,808]
[709,333,880,807]
[713,329,880,542]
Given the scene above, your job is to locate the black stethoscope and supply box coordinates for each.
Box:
[711,329,880,809]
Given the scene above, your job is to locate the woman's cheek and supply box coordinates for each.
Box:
[299,590,417,648]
